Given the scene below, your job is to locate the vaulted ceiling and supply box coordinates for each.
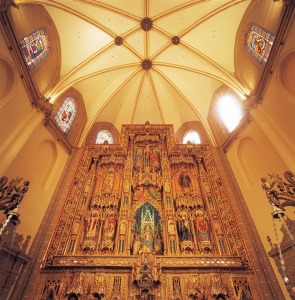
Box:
[19,0,253,140]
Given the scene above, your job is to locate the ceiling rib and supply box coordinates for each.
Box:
[121,26,141,39]
[152,0,208,21]
[49,42,117,100]
[73,0,141,22]
[152,25,173,40]
[52,63,141,99]
[180,0,247,37]
[123,42,144,60]
[83,67,142,141]
[145,31,149,58]
[21,0,117,37]
[153,66,215,143]
[148,71,165,123]
[150,41,171,61]
[154,62,246,96]
[144,0,149,17]
[153,67,203,122]
[130,71,145,124]
[180,41,248,95]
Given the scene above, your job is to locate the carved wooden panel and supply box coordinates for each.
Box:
[39,123,257,299]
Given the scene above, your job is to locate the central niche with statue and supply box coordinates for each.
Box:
[36,123,259,300]
[132,202,163,255]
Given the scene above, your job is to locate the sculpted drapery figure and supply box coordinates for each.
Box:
[132,233,141,255]
[195,209,211,253]
[83,208,101,253]
[141,225,154,251]
[151,148,160,169]
[104,167,115,192]
[177,209,192,242]
[179,172,192,194]
[103,210,117,241]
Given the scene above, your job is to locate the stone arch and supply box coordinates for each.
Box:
[39,138,58,190]
[175,121,211,144]
[85,122,120,145]
[237,136,262,186]
[50,87,87,147]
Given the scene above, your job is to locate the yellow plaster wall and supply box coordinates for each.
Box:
[227,119,294,300]
[0,27,69,250]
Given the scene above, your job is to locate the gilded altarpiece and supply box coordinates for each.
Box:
[36,124,260,300]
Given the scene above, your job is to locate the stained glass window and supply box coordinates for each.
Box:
[183,130,201,144]
[54,97,77,134]
[19,29,50,70]
[96,130,114,144]
[245,24,275,65]
[217,95,243,132]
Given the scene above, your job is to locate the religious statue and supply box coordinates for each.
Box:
[195,209,211,253]
[168,218,176,235]
[136,147,144,170]
[143,207,153,222]
[0,177,30,212]
[119,221,126,235]
[178,210,192,242]
[179,173,191,189]
[102,210,117,241]
[132,233,141,255]
[151,148,160,169]
[83,208,100,253]
[133,186,144,202]
[141,225,154,251]
[154,232,163,255]
[104,167,115,192]
[68,215,81,253]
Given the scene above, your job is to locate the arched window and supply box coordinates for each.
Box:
[96,130,114,144]
[183,129,201,144]
[54,97,77,134]
[245,24,275,65]
[217,95,243,132]
[19,29,50,70]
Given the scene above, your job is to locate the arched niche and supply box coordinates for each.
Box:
[50,87,87,147]
[234,1,283,92]
[38,139,58,190]
[237,136,262,186]
[5,133,59,239]
[131,202,163,255]
[85,122,120,145]
[175,121,211,145]
[208,85,244,146]
[278,51,295,99]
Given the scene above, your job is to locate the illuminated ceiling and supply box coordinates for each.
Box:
[20,0,251,140]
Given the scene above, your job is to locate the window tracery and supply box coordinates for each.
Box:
[54,97,77,134]
[19,29,50,69]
